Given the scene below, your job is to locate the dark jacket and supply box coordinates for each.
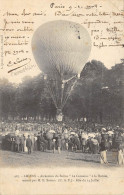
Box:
[99,140,107,152]
[57,138,61,147]
[26,138,32,148]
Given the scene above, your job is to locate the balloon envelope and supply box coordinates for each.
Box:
[32,20,91,112]
[32,20,91,79]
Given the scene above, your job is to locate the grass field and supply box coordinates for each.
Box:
[0,149,122,168]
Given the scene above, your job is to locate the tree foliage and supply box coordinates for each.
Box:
[0,60,123,124]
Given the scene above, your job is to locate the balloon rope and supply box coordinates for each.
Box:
[63,75,77,83]
[61,83,71,109]
[46,81,58,109]
[61,79,77,110]
[60,83,65,109]
[61,82,69,108]
[54,78,60,108]
[53,65,63,109]
[61,75,77,108]
[50,81,58,109]
[53,65,62,108]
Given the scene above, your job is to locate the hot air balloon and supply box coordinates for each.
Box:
[32,20,91,121]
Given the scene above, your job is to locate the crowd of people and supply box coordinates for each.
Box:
[0,121,124,165]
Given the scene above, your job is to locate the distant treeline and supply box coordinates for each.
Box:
[0,60,124,125]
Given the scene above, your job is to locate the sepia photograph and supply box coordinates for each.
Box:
[0,0,124,194]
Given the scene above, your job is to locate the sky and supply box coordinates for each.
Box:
[0,0,123,84]
[0,45,123,84]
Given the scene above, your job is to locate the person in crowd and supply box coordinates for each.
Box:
[24,135,28,152]
[99,137,108,164]
[0,121,124,166]
[57,136,62,154]
[61,137,65,151]
[68,138,73,151]
[82,137,87,153]
[34,134,38,151]
[37,134,41,151]
[39,134,47,152]
[113,132,119,149]
[117,142,124,165]
[11,137,15,152]
[115,132,123,149]
[65,139,69,151]
[15,135,20,152]
[26,135,32,154]
[20,134,25,152]
[97,134,102,145]
[31,134,35,152]
[92,137,99,154]
[87,137,93,153]
[108,135,113,151]
[53,138,56,153]
[71,136,79,152]
[115,132,124,165]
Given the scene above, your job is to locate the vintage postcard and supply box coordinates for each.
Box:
[0,0,124,194]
